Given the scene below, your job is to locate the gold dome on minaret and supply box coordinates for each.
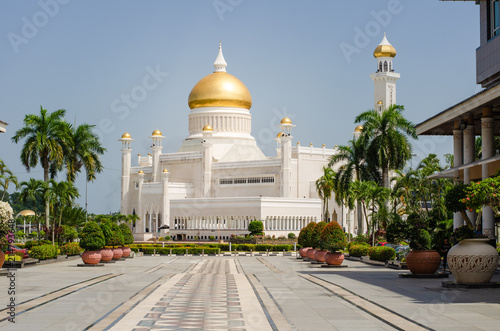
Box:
[188,43,252,110]
[373,33,396,58]
[355,125,364,132]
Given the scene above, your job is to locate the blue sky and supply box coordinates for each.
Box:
[0,1,479,214]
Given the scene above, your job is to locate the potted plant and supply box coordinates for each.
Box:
[311,222,328,263]
[78,221,105,264]
[298,222,316,258]
[403,214,441,275]
[119,223,134,257]
[0,202,14,268]
[320,221,347,265]
[304,222,318,260]
[109,223,125,259]
[99,221,114,262]
[447,225,498,283]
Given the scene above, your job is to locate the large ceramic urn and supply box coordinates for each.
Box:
[306,248,318,260]
[100,248,113,262]
[324,252,344,265]
[122,247,132,258]
[448,238,499,283]
[81,251,102,265]
[314,250,328,263]
[112,248,123,260]
[405,250,441,275]
[299,247,311,258]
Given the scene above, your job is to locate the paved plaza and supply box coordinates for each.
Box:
[1,255,500,330]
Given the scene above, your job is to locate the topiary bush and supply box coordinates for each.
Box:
[79,221,105,251]
[349,243,370,257]
[60,242,83,256]
[119,223,134,245]
[109,223,124,247]
[320,221,347,252]
[369,246,396,262]
[311,222,327,249]
[209,236,215,241]
[298,222,317,248]
[248,220,264,235]
[61,225,78,243]
[288,232,296,239]
[30,244,59,260]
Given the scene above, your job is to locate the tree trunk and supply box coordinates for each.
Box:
[43,164,50,237]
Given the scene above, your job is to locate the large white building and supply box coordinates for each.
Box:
[120,38,399,241]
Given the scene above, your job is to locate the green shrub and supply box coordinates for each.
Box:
[60,242,83,256]
[119,223,134,245]
[349,243,370,257]
[61,225,78,243]
[311,222,327,249]
[320,221,347,252]
[288,233,296,239]
[497,247,500,256]
[30,244,59,260]
[165,235,171,241]
[254,244,272,252]
[248,220,264,235]
[25,240,51,250]
[271,244,293,251]
[79,221,105,251]
[369,246,396,262]
[209,236,215,241]
[410,229,432,250]
[298,222,317,248]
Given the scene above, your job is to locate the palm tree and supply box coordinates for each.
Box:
[12,107,72,230]
[65,123,105,182]
[315,167,336,222]
[0,159,18,201]
[355,104,417,189]
[19,178,44,239]
[50,180,79,229]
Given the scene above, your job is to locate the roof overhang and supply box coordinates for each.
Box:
[0,120,7,133]
[415,83,500,136]
[428,154,500,180]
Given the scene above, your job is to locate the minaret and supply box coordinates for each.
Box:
[150,129,164,183]
[161,168,170,230]
[119,132,133,215]
[370,33,399,112]
[278,117,295,198]
[201,125,214,198]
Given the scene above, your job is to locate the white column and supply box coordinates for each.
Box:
[482,111,495,238]
[463,124,476,224]
[453,128,464,229]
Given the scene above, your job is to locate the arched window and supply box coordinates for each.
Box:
[389,61,392,72]
[378,61,382,72]
[384,61,388,72]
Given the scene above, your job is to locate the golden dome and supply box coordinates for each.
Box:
[281,117,292,125]
[121,132,131,139]
[188,72,252,109]
[277,132,284,138]
[152,129,162,136]
[138,170,144,174]
[162,168,168,173]
[373,33,396,58]
[377,100,383,105]
[202,125,213,132]
[355,125,364,133]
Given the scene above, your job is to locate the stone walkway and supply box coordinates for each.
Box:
[2,255,500,330]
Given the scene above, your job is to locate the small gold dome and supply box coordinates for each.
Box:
[162,168,168,173]
[322,144,325,147]
[309,143,313,146]
[138,170,144,174]
[277,132,284,138]
[355,125,364,133]
[202,125,213,132]
[377,100,383,105]
[188,72,252,110]
[152,129,162,136]
[121,132,131,139]
[281,117,292,125]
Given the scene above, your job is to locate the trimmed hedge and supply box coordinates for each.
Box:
[129,243,297,253]
[369,246,396,262]
[30,244,59,260]
[349,243,370,257]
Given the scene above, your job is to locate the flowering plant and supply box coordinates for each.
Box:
[461,174,500,224]
[0,201,14,251]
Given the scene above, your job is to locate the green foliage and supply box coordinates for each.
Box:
[165,235,171,241]
[79,221,105,251]
[298,222,317,248]
[209,236,215,241]
[60,225,78,243]
[311,222,327,249]
[410,229,431,250]
[5,254,23,261]
[30,244,59,260]
[288,232,296,239]
[463,175,500,216]
[60,242,83,256]
[452,225,476,242]
[248,220,264,235]
[349,243,370,257]
[320,221,347,252]
[25,240,51,250]
[386,217,406,244]
[353,233,370,244]
[444,183,469,213]
[369,246,396,261]
[119,223,134,245]
[109,223,124,247]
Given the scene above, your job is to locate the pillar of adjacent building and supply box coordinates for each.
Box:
[162,169,170,231]
[202,126,213,198]
[119,133,133,215]
[453,128,464,229]
[137,171,144,233]
[463,123,476,225]
[278,118,294,198]
[150,131,164,183]
[481,108,495,238]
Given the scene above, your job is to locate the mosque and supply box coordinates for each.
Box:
[120,35,399,241]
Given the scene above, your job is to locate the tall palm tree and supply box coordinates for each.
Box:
[0,159,18,201]
[65,123,105,182]
[12,107,72,230]
[355,104,417,189]
[19,178,45,239]
[315,167,336,222]
[50,180,79,229]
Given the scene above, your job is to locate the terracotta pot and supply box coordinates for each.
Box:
[299,247,311,257]
[306,248,318,260]
[324,252,344,265]
[405,250,441,275]
[112,248,123,260]
[314,250,328,263]
[448,238,499,283]
[0,250,5,268]
[100,248,113,261]
[81,251,102,265]
[122,247,132,258]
